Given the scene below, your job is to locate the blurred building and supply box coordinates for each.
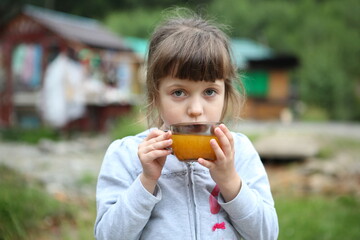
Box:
[0,5,143,131]
[231,39,299,121]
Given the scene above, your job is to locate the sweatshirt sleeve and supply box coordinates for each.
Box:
[94,138,161,240]
[218,133,279,240]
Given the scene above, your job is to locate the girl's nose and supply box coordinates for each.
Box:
[187,98,203,118]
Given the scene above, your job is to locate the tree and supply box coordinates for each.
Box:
[209,0,360,120]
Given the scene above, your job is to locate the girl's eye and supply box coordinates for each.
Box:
[204,89,216,96]
[172,90,185,97]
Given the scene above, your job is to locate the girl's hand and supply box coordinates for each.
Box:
[138,129,172,194]
[198,124,242,202]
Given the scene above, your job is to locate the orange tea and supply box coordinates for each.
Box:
[171,134,219,161]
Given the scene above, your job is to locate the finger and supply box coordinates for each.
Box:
[147,138,172,152]
[159,130,172,140]
[210,138,225,160]
[219,124,234,147]
[139,130,172,161]
[147,130,172,144]
[198,158,216,169]
[214,127,231,154]
[139,141,172,159]
[143,149,172,161]
[145,129,167,141]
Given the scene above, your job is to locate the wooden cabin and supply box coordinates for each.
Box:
[0,5,143,131]
[232,39,299,120]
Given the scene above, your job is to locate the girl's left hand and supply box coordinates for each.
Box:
[198,124,242,202]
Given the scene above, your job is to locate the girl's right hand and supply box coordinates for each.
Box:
[138,129,172,193]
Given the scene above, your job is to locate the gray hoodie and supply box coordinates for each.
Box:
[95,129,278,240]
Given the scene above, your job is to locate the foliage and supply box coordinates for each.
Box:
[209,0,360,121]
[276,195,360,239]
[110,111,147,140]
[0,127,60,144]
[7,0,213,19]
[0,165,74,240]
[105,8,164,38]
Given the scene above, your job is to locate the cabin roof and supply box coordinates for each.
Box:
[23,5,130,51]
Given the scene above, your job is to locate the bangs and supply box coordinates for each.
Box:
[150,29,234,82]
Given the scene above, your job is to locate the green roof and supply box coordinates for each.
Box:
[123,37,149,58]
[231,38,273,69]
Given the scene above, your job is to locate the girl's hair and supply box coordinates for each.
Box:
[145,9,245,127]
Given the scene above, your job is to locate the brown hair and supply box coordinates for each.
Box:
[145,9,245,127]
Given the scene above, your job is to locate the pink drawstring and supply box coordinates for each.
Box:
[209,185,221,214]
[212,222,226,231]
[209,185,226,232]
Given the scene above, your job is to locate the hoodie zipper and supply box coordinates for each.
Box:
[187,162,197,239]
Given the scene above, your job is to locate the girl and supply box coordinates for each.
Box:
[95,10,278,240]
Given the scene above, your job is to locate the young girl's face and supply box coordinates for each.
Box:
[158,76,225,128]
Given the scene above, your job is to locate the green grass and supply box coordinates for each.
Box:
[0,164,97,240]
[300,106,330,122]
[276,194,360,240]
[76,171,98,186]
[0,165,74,240]
[316,136,360,159]
[49,199,96,240]
[0,127,60,144]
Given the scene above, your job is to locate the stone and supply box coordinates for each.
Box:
[254,133,319,160]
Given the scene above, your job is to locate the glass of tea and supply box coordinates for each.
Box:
[170,122,221,162]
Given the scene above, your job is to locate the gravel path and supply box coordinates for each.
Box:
[234,121,360,140]
[0,135,111,199]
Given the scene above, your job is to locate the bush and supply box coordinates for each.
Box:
[110,111,146,140]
